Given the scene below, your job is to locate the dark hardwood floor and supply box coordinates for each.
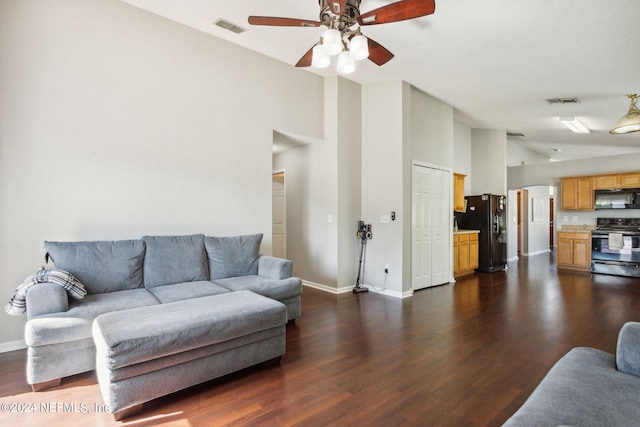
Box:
[2,254,640,426]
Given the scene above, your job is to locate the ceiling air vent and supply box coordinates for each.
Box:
[545,97,580,105]
[214,19,246,34]
[507,131,526,137]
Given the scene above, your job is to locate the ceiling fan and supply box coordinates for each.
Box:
[248,0,436,73]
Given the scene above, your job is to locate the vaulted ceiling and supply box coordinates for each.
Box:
[121,0,640,163]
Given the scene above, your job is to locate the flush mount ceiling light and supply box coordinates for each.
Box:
[559,117,590,134]
[610,94,640,134]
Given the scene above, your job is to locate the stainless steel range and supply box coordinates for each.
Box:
[591,218,640,277]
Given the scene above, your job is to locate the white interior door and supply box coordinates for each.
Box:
[412,164,451,290]
[272,172,286,258]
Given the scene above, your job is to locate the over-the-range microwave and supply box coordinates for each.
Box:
[594,188,640,209]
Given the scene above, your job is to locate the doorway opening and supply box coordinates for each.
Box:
[272,171,286,259]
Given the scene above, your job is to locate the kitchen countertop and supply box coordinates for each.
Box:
[454,229,480,235]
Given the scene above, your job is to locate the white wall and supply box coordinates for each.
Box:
[0,0,323,347]
[453,123,472,195]
[471,129,508,195]
[507,140,551,167]
[508,153,640,190]
[336,78,362,290]
[361,82,456,296]
[272,77,361,291]
[410,87,454,168]
[361,81,406,296]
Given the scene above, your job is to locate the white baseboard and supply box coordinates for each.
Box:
[522,249,551,257]
[364,284,413,299]
[302,280,353,294]
[0,339,26,353]
[302,280,412,298]
[508,256,520,262]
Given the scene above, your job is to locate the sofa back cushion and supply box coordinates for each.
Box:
[44,240,146,294]
[142,234,209,288]
[205,234,262,280]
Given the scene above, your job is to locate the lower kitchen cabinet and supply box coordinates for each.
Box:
[454,231,479,277]
[557,231,591,272]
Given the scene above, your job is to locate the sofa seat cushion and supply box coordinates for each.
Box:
[25,289,160,347]
[214,275,301,301]
[147,280,230,304]
[205,234,262,280]
[503,347,640,427]
[93,290,286,369]
[44,240,146,294]
[142,235,209,288]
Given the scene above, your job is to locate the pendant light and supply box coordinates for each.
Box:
[610,94,640,134]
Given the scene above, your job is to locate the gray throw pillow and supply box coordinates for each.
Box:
[205,234,263,280]
[142,234,209,288]
[44,240,146,294]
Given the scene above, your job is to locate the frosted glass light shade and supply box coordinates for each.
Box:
[323,29,343,56]
[336,51,355,74]
[350,35,369,60]
[610,95,640,134]
[311,44,330,68]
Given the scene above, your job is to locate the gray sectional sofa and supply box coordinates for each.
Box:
[23,233,302,392]
[503,321,640,426]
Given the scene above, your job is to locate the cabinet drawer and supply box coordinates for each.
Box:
[558,231,590,240]
[458,234,469,242]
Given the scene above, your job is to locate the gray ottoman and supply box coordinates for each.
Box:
[92,290,287,420]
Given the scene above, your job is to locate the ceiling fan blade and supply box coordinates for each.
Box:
[367,38,395,66]
[358,0,435,26]
[248,16,321,27]
[295,43,319,67]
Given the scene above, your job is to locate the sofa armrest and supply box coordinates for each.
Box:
[258,255,293,280]
[25,282,69,319]
[616,321,640,377]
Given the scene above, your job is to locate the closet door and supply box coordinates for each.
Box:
[412,164,451,290]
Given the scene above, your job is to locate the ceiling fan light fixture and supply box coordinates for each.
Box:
[336,51,355,74]
[322,29,343,56]
[610,94,640,134]
[311,44,330,68]
[349,34,369,60]
[559,117,590,134]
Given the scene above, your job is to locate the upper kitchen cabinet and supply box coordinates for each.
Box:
[593,172,640,189]
[561,176,594,210]
[453,173,466,212]
[619,173,640,188]
[594,174,619,189]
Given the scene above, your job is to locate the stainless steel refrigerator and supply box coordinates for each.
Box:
[454,194,507,273]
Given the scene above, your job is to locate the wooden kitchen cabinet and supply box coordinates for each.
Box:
[619,173,640,188]
[561,177,594,210]
[557,231,591,272]
[453,173,466,212]
[594,173,640,189]
[454,231,479,277]
[594,175,619,189]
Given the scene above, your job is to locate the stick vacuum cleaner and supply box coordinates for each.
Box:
[353,221,372,293]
